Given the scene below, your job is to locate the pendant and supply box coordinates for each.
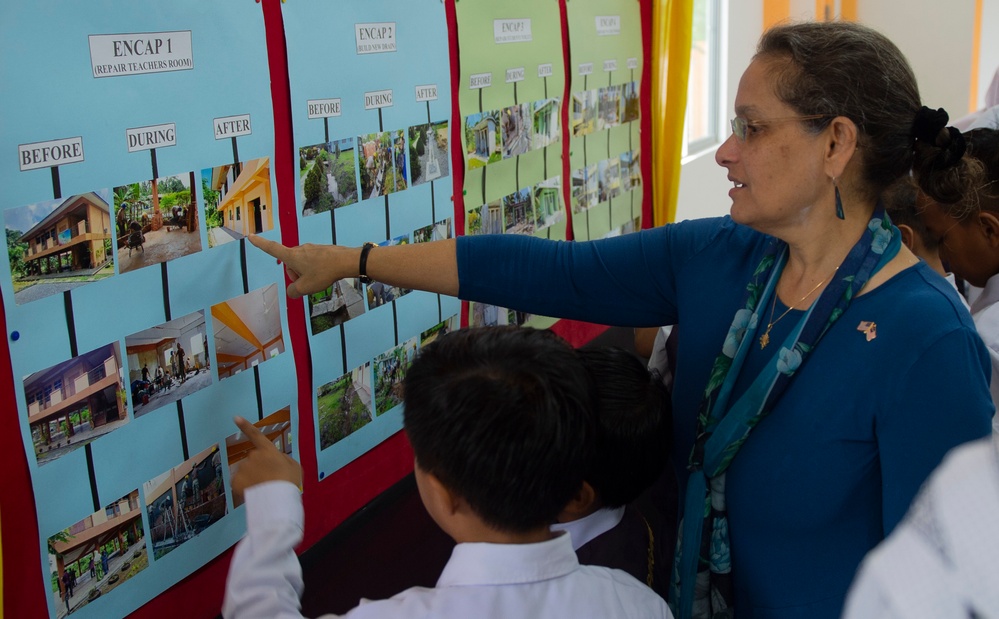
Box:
[759,330,770,349]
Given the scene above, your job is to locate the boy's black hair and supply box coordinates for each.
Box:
[403,326,595,533]
[577,347,672,508]
[883,176,939,251]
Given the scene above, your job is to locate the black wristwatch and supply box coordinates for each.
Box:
[358,242,377,284]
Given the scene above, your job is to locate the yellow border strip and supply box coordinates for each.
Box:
[970,0,983,112]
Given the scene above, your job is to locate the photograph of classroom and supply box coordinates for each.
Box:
[211,284,285,380]
[124,310,212,418]
[5,190,115,305]
[47,490,147,618]
[202,157,274,248]
[24,342,128,466]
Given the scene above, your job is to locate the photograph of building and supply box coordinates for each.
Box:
[24,342,128,466]
[47,490,147,618]
[464,110,501,169]
[571,90,597,137]
[466,200,502,236]
[533,177,564,230]
[211,284,285,380]
[598,157,622,203]
[144,445,227,561]
[226,407,291,507]
[202,157,274,248]
[503,188,534,235]
[5,190,115,305]
[501,103,531,158]
[597,85,622,131]
[532,98,561,149]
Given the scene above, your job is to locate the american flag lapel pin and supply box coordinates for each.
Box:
[857,321,877,342]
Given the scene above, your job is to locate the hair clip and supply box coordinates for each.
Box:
[857,321,877,341]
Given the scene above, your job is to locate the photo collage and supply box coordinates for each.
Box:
[570,80,641,215]
[298,120,450,217]
[464,97,560,169]
[465,176,564,237]
[316,315,457,451]
[3,157,275,307]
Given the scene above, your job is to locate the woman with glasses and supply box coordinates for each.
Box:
[251,21,992,619]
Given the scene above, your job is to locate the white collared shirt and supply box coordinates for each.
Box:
[969,272,999,433]
[843,435,999,618]
[223,481,671,619]
[550,505,626,551]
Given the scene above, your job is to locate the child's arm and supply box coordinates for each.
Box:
[223,417,310,619]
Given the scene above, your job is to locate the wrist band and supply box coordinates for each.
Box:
[358,242,377,284]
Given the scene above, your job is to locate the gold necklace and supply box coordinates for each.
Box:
[759,267,839,349]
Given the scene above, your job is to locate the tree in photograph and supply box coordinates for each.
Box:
[202,177,221,229]
[303,154,328,207]
[7,228,27,279]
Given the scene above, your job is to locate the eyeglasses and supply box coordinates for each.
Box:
[729,114,830,141]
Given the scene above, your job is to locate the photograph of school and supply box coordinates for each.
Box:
[299,138,358,216]
[533,177,564,230]
[571,90,597,137]
[532,98,560,149]
[309,277,366,336]
[226,407,292,507]
[571,164,599,213]
[114,173,202,275]
[469,302,503,328]
[597,85,622,131]
[464,110,501,169]
[358,130,408,200]
[202,157,273,248]
[211,284,285,380]
[503,188,534,235]
[598,157,623,202]
[620,81,640,123]
[373,338,417,416]
[466,199,502,236]
[4,190,115,305]
[621,148,642,191]
[501,103,531,158]
[317,364,372,451]
[47,490,147,618]
[366,235,411,309]
[419,315,458,349]
[124,311,211,419]
[413,218,452,245]
[408,121,449,186]
[24,342,128,466]
[144,445,226,561]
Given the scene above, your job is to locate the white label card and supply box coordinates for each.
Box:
[126,123,176,152]
[538,63,553,78]
[595,16,621,36]
[627,57,639,69]
[494,19,532,44]
[469,73,492,89]
[214,114,252,140]
[415,85,438,102]
[579,63,594,76]
[307,99,342,119]
[603,59,618,72]
[89,31,193,78]
[18,137,84,171]
[506,67,525,83]
[355,23,397,54]
[364,90,394,110]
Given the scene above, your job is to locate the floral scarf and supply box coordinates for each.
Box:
[669,209,900,619]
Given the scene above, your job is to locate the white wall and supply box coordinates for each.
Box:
[673,0,997,223]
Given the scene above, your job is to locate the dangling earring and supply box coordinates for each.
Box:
[833,177,845,220]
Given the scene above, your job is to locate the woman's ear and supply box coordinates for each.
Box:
[824,116,860,179]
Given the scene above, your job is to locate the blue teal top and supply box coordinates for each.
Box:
[457,216,994,618]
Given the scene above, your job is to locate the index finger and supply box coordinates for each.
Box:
[234,416,273,449]
[247,234,291,263]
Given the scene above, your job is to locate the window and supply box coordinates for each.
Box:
[236,206,241,221]
[684,0,723,155]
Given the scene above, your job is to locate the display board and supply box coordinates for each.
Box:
[566,0,645,241]
[0,2,298,618]
[282,0,460,480]
[1,1,655,617]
